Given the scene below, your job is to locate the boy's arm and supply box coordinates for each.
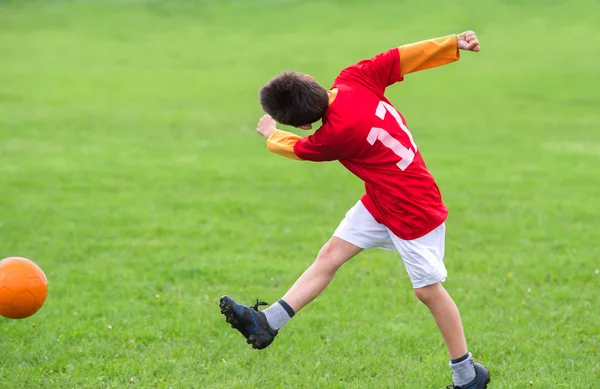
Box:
[399,31,480,76]
[266,129,350,162]
[398,35,459,76]
[256,115,301,160]
[266,129,302,160]
[339,31,480,94]
[257,115,351,162]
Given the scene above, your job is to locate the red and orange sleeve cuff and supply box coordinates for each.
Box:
[398,34,460,77]
[266,129,302,160]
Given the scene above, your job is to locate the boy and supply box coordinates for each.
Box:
[219,31,490,389]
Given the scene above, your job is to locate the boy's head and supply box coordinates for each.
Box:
[259,71,329,129]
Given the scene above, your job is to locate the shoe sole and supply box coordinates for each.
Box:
[219,296,263,349]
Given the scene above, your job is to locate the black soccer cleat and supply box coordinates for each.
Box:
[447,363,491,389]
[219,295,278,350]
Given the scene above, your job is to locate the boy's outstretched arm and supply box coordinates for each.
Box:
[399,30,480,76]
[351,30,481,93]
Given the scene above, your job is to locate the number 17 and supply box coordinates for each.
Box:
[366,101,418,171]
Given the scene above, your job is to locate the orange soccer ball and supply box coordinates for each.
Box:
[0,257,48,319]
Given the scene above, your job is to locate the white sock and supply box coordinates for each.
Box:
[450,352,476,387]
[263,300,295,331]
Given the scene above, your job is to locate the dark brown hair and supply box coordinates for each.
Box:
[259,71,329,127]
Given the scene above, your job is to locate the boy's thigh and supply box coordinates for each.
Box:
[333,200,395,250]
[389,223,447,289]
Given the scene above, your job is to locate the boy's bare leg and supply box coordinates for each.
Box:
[414,282,491,388]
[219,237,362,349]
[414,282,467,359]
[282,236,363,312]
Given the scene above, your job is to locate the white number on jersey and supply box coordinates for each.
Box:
[366,101,418,171]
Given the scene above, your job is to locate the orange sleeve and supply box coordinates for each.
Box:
[398,34,460,77]
[266,129,302,160]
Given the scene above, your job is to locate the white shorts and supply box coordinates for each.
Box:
[333,200,447,289]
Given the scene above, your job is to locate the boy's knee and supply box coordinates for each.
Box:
[315,241,338,270]
[316,241,335,260]
[313,238,360,272]
[414,283,443,305]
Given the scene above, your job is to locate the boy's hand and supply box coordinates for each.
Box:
[457,31,480,52]
[257,114,277,138]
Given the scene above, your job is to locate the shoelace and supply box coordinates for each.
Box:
[252,299,268,311]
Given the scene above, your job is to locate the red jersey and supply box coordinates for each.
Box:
[292,47,448,240]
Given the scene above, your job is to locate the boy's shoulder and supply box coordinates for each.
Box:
[333,56,394,99]
[328,74,383,112]
[323,86,356,124]
[321,84,377,136]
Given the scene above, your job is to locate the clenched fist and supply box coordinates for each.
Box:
[257,114,277,138]
[457,31,481,52]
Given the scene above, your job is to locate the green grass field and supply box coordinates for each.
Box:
[1,0,599,388]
